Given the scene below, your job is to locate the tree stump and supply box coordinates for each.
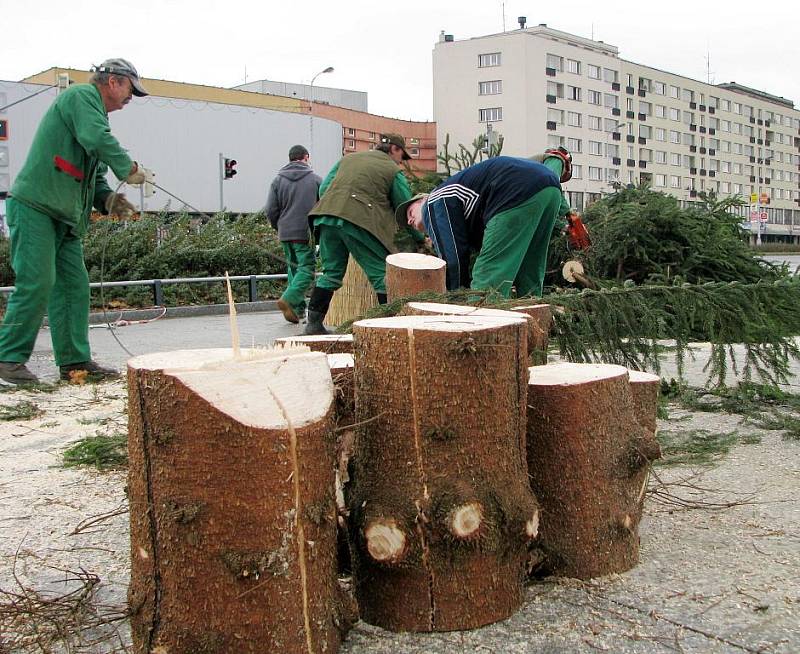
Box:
[349,314,538,632]
[127,347,346,654]
[325,255,377,328]
[385,253,447,302]
[275,334,354,355]
[510,303,552,365]
[526,363,660,579]
[627,370,662,524]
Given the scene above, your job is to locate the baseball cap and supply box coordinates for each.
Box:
[92,58,148,97]
[289,145,309,161]
[380,133,412,160]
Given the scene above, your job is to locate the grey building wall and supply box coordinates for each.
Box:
[235,79,368,112]
[0,80,342,215]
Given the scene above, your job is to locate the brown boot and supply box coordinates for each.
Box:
[276,298,300,324]
[0,361,40,385]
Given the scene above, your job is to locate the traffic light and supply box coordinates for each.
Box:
[224,158,237,180]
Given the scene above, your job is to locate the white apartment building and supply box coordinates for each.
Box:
[433,23,800,241]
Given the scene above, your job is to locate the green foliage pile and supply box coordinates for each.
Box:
[62,433,128,470]
[82,212,286,308]
[552,185,782,285]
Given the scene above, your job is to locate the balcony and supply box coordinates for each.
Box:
[638,160,648,168]
[690,189,698,197]
[689,124,697,132]
[626,134,635,143]
[699,126,707,133]
[638,89,646,97]
[546,94,557,103]
[638,113,647,121]
[699,104,706,111]
[749,116,756,123]
[749,137,756,143]
[612,132,621,141]
[690,167,697,175]
[709,107,715,114]
[612,157,621,165]
[626,110,635,119]
[612,82,621,91]
[709,128,716,135]
[765,158,771,165]
[639,137,648,144]
[626,159,636,167]
[612,107,621,116]
[765,119,771,128]
[626,86,635,94]
[765,178,771,184]
[750,176,757,183]
[709,149,716,156]
[750,156,756,163]
[757,118,763,125]
[689,145,697,152]
[690,102,697,109]
[757,139,763,145]
[699,147,707,154]
[709,170,716,177]
[546,121,557,130]
[699,169,707,176]
[546,67,557,77]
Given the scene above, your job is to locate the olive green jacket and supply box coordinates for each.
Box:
[309,150,412,253]
[10,83,133,236]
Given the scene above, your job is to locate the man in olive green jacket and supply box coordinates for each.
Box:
[303,133,416,334]
[0,58,152,385]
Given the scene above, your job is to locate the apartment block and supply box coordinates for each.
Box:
[433,23,800,240]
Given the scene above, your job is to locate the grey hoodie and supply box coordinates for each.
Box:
[265,161,322,241]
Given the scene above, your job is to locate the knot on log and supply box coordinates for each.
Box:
[525,511,540,540]
[365,520,407,564]
[447,502,484,540]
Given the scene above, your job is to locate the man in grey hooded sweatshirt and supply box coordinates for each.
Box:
[265,145,322,323]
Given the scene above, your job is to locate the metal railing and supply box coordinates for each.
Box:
[0,273,289,307]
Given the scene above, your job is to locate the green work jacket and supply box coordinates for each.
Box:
[10,83,133,236]
[309,150,412,253]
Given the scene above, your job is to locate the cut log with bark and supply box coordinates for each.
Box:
[526,362,661,579]
[127,347,347,654]
[349,314,538,632]
[275,334,354,355]
[401,302,532,365]
[626,370,662,525]
[325,255,377,328]
[385,253,447,302]
[510,303,552,365]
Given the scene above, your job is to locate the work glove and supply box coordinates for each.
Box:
[105,192,136,219]
[126,163,153,186]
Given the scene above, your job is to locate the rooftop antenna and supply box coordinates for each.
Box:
[705,46,714,84]
[502,1,506,31]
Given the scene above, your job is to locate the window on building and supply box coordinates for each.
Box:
[709,96,719,109]
[479,80,502,95]
[733,183,741,194]
[368,132,376,140]
[604,118,622,132]
[733,162,742,174]
[546,54,563,71]
[603,93,618,109]
[669,85,680,99]
[588,89,602,105]
[479,52,501,67]
[587,64,601,79]
[655,174,667,187]
[606,168,620,182]
[571,164,582,179]
[721,181,730,193]
[347,127,356,136]
[683,155,694,168]
[567,137,582,152]
[681,88,694,103]
[655,104,666,118]
[639,101,652,116]
[683,111,694,126]
[683,133,695,146]
[409,137,420,145]
[606,143,619,158]
[567,85,581,101]
[670,175,681,188]
[479,107,503,122]
[588,115,602,130]
[720,120,730,132]
[588,140,603,155]
[709,117,719,129]
[589,166,602,180]
[709,159,720,171]
[709,138,719,149]
[602,68,618,83]
[655,150,667,164]
[548,108,564,124]
[655,128,666,142]
[547,81,564,98]
[669,107,680,121]
[347,139,356,149]
[733,102,741,114]
[567,59,581,74]
[670,152,681,165]
[653,81,666,95]
[567,111,582,127]
[547,135,565,148]
[638,77,652,92]
[639,125,652,139]
[669,130,681,144]
[720,98,730,111]
[410,148,419,157]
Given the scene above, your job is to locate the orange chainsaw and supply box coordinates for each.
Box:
[564,212,590,251]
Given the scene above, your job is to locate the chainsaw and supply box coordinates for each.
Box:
[561,212,595,288]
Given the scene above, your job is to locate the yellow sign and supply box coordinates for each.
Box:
[750,193,758,203]
[760,193,770,205]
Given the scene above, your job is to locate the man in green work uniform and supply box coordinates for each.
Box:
[303,133,417,335]
[0,58,152,385]
[399,149,573,298]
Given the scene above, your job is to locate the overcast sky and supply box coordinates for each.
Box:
[3,0,799,122]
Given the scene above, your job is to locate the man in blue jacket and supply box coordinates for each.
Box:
[398,150,572,298]
[0,58,151,385]
[265,145,321,324]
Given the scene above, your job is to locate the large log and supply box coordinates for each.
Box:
[626,370,662,524]
[127,347,346,654]
[510,303,552,365]
[349,314,538,632]
[275,334,354,355]
[385,253,447,302]
[526,363,660,579]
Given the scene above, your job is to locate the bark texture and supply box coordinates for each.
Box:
[385,253,447,302]
[526,363,659,579]
[349,314,538,632]
[127,348,346,654]
[626,370,662,525]
[275,334,355,355]
[510,304,553,365]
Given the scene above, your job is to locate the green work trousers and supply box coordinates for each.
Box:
[280,241,316,316]
[0,198,91,366]
[315,220,389,293]
[471,186,563,298]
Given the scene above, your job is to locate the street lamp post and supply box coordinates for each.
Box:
[309,66,334,158]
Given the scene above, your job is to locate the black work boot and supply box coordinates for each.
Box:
[304,287,335,335]
[376,292,388,305]
[60,360,121,382]
[0,361,40,385]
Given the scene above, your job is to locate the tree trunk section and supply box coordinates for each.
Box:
[627,370,662,524]
[385,253,447,302]
[275,334,354,355]
[526,362,659,579]
[127,347,346,654]
[325,255,377,328]
[349,314,538,632]
[510,303,552,365]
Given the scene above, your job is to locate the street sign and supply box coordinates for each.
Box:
[750,193,758,204]
[750,210,759,219]
[760,211,768,222]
